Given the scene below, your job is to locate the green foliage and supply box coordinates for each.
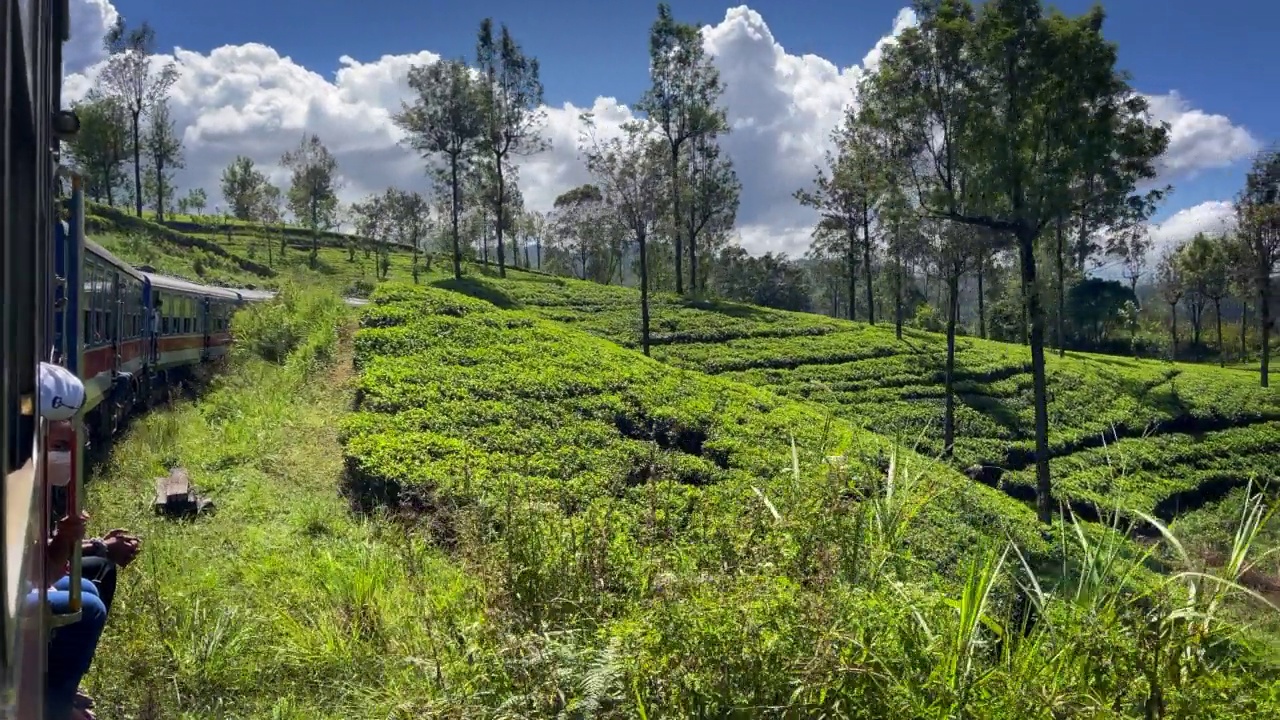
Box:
[437,272,1280,523]
[231,283,347,370]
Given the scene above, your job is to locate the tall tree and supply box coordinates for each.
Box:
[928,220,982,456]
[66,95,130,205]
[143,98,183,221]
[255,183,283,266]
[281,134,340,268]
[387,189,432,282]
[99,19,178,218]
[638,3,727,295]
[1157,246,1185,360]
[475,20,548,279]
[580,117,666,355]
[684,135,741,293]
[551,184,614,282]
[1235,147,1280,387]
[221,155,270,220]
[395,59,485,280]
[796,115,878,323]
[862,0,1168,523]
[1179,233,1221,349]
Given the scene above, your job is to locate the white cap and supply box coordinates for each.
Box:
[39,362,85,421]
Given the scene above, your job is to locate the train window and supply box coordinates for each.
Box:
[105,272,115,343]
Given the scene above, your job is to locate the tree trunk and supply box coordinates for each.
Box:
[847,230,857,322]
[131,110,142,217]
[450,155,462,279]
[1214,298,1224,367]
[1055,216,1065,358]
[944,270,959,458]
[495,157,507,278]
[1018,236,1053,524]
[863,212,875,325]
[1260,278,1272,388]
[1240,302,1249,362]
[638,229,651,356]
[155,152,166,222]
[688,200,700,295]
[100,159,113,206]
[1169,302,1179,360]
[310,195,319,269]
[670,146,684,295]
[977,257,987,340]
[1020,275,1029,346]
[894,252,904,340]
[536,236,542,270]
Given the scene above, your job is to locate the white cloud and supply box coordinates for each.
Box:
[1145,91,1261,176]
[1149,200,1236,254]
[64,0,1260,259]
[65,0,117,73]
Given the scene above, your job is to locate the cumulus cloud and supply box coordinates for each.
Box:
[65,0,117,73]
[65,0,1259,258]
[1149,200,1236,255]
[1145,91,1261,177]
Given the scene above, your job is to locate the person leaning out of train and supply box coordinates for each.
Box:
[38,361,143,720]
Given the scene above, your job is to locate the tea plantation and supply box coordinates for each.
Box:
[337,279,1280,716]
[445,272,1280,522]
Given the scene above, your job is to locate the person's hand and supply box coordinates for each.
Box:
[102,530,141,567]
[52,511,90,548]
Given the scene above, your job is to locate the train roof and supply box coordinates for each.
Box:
[143,272,245,300]
[84,238,146,281]
[231,288,277,302]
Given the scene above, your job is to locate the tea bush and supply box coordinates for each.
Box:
[447,273,1280,520]
[337,281,1280,717]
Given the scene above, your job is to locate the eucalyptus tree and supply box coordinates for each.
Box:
[861,0,1169,522]
[638,3,727,294]
[395,58,486,279]
[580,117,666,355]
[683,134,740,293]
[1234,147,1280,386]
[281,134,340,268]
[100,19,178,217]
[476,20,548,278]
[221,156,270,220]
[795,112,880,322]
[143,98,183,221]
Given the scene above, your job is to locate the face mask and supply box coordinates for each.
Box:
[47,450,73,488]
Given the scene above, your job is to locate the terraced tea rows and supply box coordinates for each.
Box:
[455,272,1280,519]
[342,284,1050,588]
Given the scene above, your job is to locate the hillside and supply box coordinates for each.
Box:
[426,273,1280,524]
[90,209,1280,524]
[85,203,428,296]
[339,281,1280,716]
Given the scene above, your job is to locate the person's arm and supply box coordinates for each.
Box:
[45,512,88,586]
[82,537,107,557]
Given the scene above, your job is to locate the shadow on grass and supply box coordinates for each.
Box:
[431,276,520,310]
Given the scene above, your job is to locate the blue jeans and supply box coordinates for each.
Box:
[43,576,108,719]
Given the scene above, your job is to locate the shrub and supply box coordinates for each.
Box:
[231,283,345,373]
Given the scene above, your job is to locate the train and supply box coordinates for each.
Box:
[3,3,275,715]
[59,180,272,445]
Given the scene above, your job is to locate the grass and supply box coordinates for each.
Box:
[86,202,444,298]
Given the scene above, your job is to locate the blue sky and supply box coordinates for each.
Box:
[80,0,1273,252]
